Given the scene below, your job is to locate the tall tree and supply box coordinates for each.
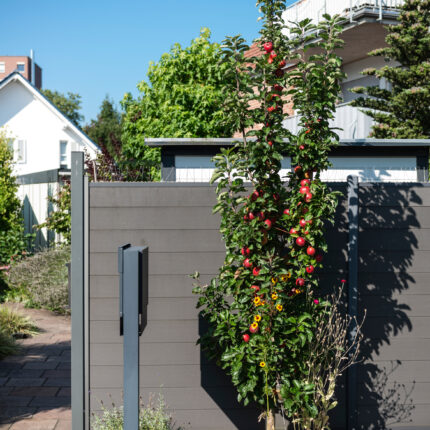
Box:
[42,89,84,128]
[351,0,430,138]
[84,96,122,160]
[121,27,238,180]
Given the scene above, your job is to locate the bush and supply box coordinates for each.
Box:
[0,305,38,359]
[91,394,183,430]
[0,130,27,265]
[4,246,70,314]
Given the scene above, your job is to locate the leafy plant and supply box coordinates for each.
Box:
[91,394,183,430]
[0,329,19,360]
[351,0,430,138]
[5,246,70,314]
[193,2,345,429]
[0,130,28,265]
[37,182,71,245]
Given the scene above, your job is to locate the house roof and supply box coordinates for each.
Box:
[0,71,99,153]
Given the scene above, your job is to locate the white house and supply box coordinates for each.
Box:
[282,0,403,139]
[0,71,99,247]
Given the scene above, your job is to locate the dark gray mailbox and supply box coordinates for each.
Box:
[118,244,149,430]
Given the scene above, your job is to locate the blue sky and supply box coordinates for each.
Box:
[2,1,295,123]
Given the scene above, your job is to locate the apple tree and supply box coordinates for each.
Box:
[193,1,345,428]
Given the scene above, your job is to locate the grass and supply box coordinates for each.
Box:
[91,394,184,430]
[0,305,38,359]
[2,246,70,314]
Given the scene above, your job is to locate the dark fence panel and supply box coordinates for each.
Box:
[88,183,430,430]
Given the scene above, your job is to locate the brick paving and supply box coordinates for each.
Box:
[0,303,71,430]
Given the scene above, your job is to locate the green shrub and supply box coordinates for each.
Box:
[91,394,183,430]
[0,329,19,359]
[5,246,70,314]
[0,130,27,265]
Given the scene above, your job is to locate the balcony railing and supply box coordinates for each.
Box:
[283,0,403,31]
[282,102,375,139]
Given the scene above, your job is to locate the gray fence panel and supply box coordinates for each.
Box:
[88,183,430,430]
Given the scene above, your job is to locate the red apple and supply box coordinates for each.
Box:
[268,57,274,64]
[279,59,286,68]
[299,186,310,195]
[243,258,253,269]
[267,106,275,112]
[304,230,310,235]
[283,208,290,215]
[250,324,258,334]
[263,42,273,53]
[306,265,314,274]
[241,247,251,257]
[294,166,302,173]
[296,278,305,287]
[307,246,316,256]
[248,212,255,220]
[274,84,283,92]
[300,179,310,187]
[264,219,272,230]
[296,237,305,247]
[299,145,305,150]
[273,193,279,201]
[251,285,260,292]
[315,254,323,263]
[251,190,259,201]
[243,334,250,342]
[299,219,307,228]
[270,51,277,59]
[289,228,298,235]
[268,141,273,146]
[305,193,313,202]
[243,214,249,221]
[253,267,261,276]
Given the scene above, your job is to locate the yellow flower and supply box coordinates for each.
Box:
[271,293,278,300]
[260,361,266,368]
[281,273,291,282]
[254,297,261,305]
[254,315,261,322]
[295,289,301,295]
[251,322,258,330]
[276,304,283,311]
[271,277,278,285]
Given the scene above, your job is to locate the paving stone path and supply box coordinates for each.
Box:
[0,303,71,429]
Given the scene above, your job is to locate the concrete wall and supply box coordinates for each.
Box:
[88,182,430,429]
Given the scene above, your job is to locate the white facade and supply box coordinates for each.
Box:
[174,155,418,183]
[283,0,404,34]
[0,72,98,177]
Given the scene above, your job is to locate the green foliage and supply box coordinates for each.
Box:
[193,2,344,426]
[0,305,38,359]
[37,183,71,245]
[351,0,430,138]
[0,130,27,265]
[5,246,70,314]
[84,96,123,160]
[91,394,183,430]
[121,28,238,181]
[0,306,38,338]
[42,89,84,128]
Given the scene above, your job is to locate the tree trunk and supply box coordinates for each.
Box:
[266,410,275,430]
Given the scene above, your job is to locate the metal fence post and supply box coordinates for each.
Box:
[347,175,359,430]
[119,245,149,430]
[71,152,85,430]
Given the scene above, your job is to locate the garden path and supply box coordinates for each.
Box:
[0,303,71,429]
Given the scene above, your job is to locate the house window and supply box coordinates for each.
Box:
[60,140,68,166]
[17,63,25,72]
[14,140,26,163]
[0,62,5,74]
